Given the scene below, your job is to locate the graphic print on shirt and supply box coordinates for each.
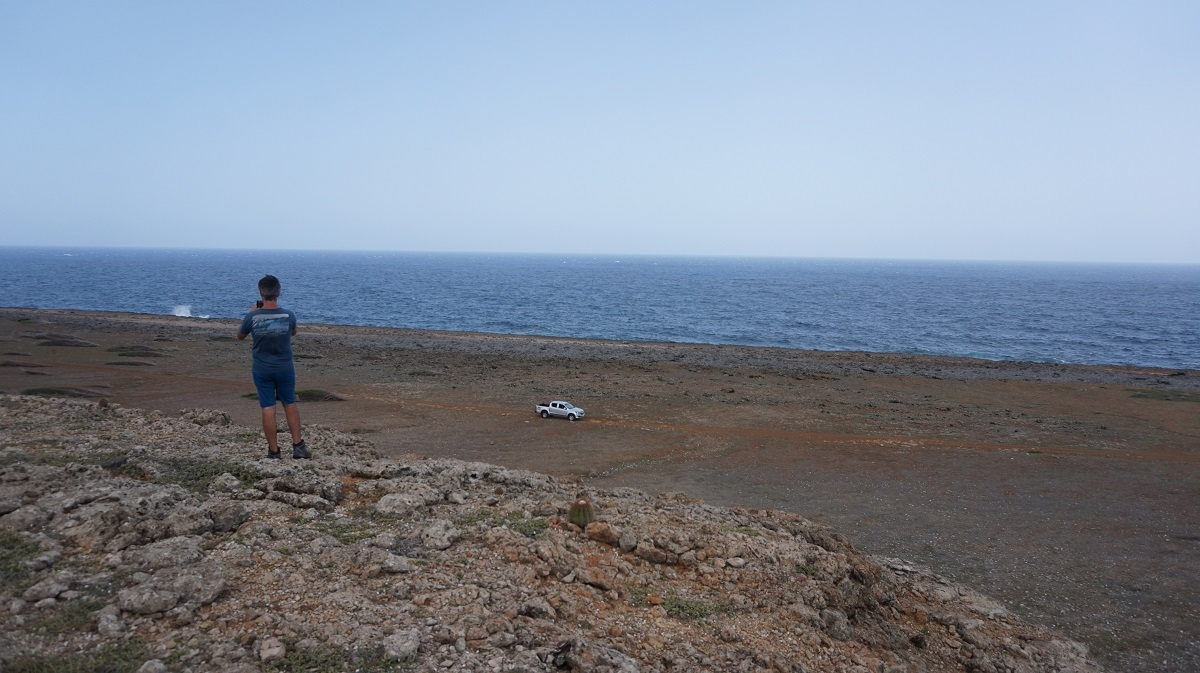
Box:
[250,313,292,355]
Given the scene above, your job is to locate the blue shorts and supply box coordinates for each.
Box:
[252,369,296,408]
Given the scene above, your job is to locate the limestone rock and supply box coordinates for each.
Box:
[0,505,52,532]
[121,535,204,570]
[421,519,461,550]
[256,637,287,662]
[382,628,421,662]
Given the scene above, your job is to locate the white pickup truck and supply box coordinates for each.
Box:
[535,401,585,421]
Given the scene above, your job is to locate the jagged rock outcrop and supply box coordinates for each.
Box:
[0,395,1101,672]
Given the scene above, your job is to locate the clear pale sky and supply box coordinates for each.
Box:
[2,2,1197,262]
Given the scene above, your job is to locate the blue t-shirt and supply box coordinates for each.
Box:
[239,308,297,373]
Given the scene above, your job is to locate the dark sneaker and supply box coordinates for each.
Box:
[291,440,311,459]
[266,449,281,459]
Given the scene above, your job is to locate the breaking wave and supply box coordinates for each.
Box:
[172,305,209,319]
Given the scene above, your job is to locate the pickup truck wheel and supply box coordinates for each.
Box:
[568,414,577,421]
[540,410,549,418]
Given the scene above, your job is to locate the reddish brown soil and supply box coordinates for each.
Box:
[2,308,1198,672]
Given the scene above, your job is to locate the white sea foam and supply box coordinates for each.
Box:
[172,305,209,319]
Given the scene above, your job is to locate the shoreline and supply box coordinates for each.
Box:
[4,307,1197,386]
[2,306,1199,671]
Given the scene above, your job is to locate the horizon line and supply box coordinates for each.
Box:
[1,243,1197,267]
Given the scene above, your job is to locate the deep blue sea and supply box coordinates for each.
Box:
[1,247,1197,370]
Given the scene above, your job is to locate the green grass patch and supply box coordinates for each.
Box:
[625,588,736,622]
[1128,389,1200,403]
[152,458,263,492]
[0,530,41,595]
[264,642,407,673]
[407,370,436,377]
[6,639,151,673]
[452,509,495,527]
[208,335,238,342]
[11,451,244,487]
[501,512,547,538]
[311,517,383,544]
[662,593,736,622]
[32,598,106,635]
[735,527,762,537]
[453,509,546,538]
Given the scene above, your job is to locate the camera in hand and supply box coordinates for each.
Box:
[256,300,264,309]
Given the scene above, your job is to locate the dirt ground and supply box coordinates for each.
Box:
[2,308,1198,672]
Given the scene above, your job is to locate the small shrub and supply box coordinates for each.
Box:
[6,639,150,673]
[502,512,547,539]
[75,451,149,480]
[153,458,263,492]
[0,530,40,595]
[33,598,105,635]
[21,387,101,398]
[663,594,736,622]
[452,509,494,527]
[311,518,381,545]
[735,527,762,537]
[264,642,405,673]
[296,389,345,402]
[625,587,650,607]
[453,510,547,538]
[625,587,735,622]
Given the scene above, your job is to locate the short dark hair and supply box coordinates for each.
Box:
[258,275,281,301]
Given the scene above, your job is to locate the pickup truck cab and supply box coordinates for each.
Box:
[536,401,585,421]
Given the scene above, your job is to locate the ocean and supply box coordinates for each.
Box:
[1,247,1197,370]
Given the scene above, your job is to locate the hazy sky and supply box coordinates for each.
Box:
[2,2,1197,262]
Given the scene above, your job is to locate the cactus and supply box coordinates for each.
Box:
[568,498,595,528]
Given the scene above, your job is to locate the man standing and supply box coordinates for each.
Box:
[237,274,311,459]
